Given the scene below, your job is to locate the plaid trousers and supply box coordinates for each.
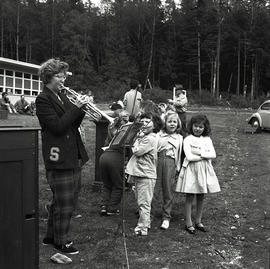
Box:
[46,168,81,245]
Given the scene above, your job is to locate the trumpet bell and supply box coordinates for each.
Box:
[62,85,114,123]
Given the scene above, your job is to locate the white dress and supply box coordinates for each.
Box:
[175,135,220,194]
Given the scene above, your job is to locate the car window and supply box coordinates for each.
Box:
[261,103,270,110]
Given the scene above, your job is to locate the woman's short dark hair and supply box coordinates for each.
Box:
[130,79,139,89]
[187,114,211,136]
[39,58,69,84]
[140,112,163,133]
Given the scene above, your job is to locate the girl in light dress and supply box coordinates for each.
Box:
[176,114,220,234]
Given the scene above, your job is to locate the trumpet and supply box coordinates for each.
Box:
[60,85,114,124]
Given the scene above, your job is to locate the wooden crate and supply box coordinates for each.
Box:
[0,127,39,269]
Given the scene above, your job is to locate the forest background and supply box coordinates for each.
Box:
[1,0,270,107]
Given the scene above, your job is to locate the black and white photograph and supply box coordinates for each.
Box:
[0,0,270,268]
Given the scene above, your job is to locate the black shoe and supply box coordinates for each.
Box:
[42,237,54,246]
[185,225,196,235]
[106,209,120,216]
[100,205,107,216]
[195,223,207,232]
[43,238,73,246]
[54,243,79,255]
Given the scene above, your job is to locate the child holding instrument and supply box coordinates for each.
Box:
[126,112,162,236]
[175,114,220,234]
[99,110,130,216]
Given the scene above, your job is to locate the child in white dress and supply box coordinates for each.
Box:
[175,114,220,234]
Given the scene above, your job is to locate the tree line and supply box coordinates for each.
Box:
[1,0,270,103]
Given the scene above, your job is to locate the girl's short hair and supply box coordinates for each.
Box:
[187,114,211,136]
[39,58,69,84]
[163,111,182,134]
[130,79,139,89]
[140,112,163,133]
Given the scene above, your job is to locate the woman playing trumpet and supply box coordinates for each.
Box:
[36,58,89,255]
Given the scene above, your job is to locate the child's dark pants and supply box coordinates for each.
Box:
[99,150,124,210]
[152,150,176,220]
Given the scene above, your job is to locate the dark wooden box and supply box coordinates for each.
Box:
[0,127,39,269]
[0,109,8,119]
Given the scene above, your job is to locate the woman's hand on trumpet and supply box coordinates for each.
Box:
[74,95,89,108]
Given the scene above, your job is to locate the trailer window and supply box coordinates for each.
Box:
[15,78,22,88]
[24,80,31,89]
[24,90,31,96]
[15,72,23,78]
[6,70,13,76]
[5,77,13,87]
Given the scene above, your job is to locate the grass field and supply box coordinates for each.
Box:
[1,107,270,269]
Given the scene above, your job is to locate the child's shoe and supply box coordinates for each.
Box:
[106,208,120,216]
[195,223,207,232]
[134,226,148,236]
[100,205,107,216]
[185,225,196,235]
[160,219,170,230]
[134,226,141,235]
[139,229,148,236]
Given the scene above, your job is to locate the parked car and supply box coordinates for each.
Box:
[247,100,270,132]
